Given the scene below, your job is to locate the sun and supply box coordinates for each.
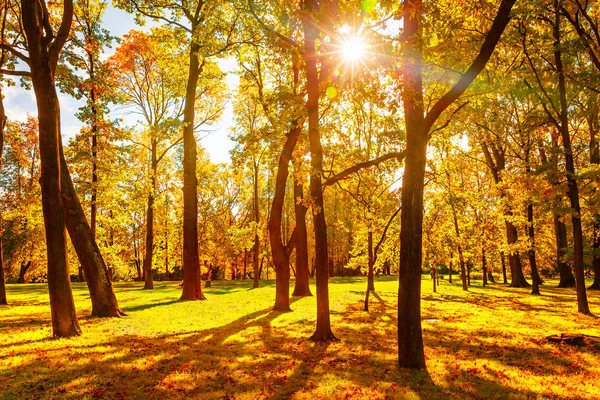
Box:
[342,36,367,62]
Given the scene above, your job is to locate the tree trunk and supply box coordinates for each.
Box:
[500,251,508,284]
[397,0,427,369]
[180,41,205,301]
[367,231,375,292]
[60,147,123,316]
[452,206,468,291]
[23,0,80,337]
[0,215,6,305]
[588,99,600,290]
[143,141,157,290]
[292,173,311,296]
[18,261,31,283]
[482,249,487,287]
[269,124,301,312]
[488,269,495,283]
[304,0,336,342]
[0,91,6,305]
[505,220,530,287]
[448,252,453,283]
[553,4,590,314]
[364,230,375,312]
[527,203,541,295]
[253,161,260,289]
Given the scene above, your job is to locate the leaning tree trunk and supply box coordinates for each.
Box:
[143,141,157,290]
[59,147,123,316]
[180,41,205,301]
[553,5,590,314]
[269,124,301,312]
[304,0,335,342]
[292,173,312,296]
[23,0,81,337]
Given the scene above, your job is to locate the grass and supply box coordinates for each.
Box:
[1,276,599,399]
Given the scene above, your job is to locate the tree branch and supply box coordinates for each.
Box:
[323,151,405,187]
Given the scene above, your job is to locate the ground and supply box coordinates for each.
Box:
[1,276,599,399]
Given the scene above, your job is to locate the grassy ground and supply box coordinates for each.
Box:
[1,276,599,400]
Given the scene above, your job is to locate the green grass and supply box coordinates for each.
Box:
[1,277,599,399]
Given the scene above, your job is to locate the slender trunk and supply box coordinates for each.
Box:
[0,91,6,305]
[588,101,600,289]
[243,249,247,279]
[527,203,540,295]
[448,251,453,283]
[553,3,590,313]
[89,48,98,242]
[23,0,80,336]
[304,0,335,342]
[482,249,488,287]
[0,216,6,305]
[292,172,311,296]
[500,251,508,284]
[253,161,260,289]
[364,230,374,312]
[165,209,169,281]
[143,141,157,290]
[367,231,375,291]
[180,41,205,301]
[452,206,468,291]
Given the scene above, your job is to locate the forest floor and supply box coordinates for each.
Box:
[1,276,599,400]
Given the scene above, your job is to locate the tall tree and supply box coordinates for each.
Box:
[116,0,248,301]
[21,0,81,336]
[397,0,516,368]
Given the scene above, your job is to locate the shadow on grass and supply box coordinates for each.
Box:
[1,281,598,399]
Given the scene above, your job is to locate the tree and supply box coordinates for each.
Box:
[21,0,81,336]
[116,0,249,301]
[520,0,590,313]
[397,0,517,368]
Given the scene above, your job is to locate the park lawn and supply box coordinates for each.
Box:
[0,277,599,400]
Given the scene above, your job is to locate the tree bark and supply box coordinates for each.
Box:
[451,206,468,291]
[180,41,205,301]
[482,249,488,287]
[500,251,507,284]
[60,147,123,316]
[588,100,600,289]
[143,140,157,290]
[397,0,427,369]
[553,3,590,313]
[18,261,31,283]
[527,203,541,295]
[0,90,6,305]
[292,172,311,296]
[22,0,81,337]
[253,160,260,289]
[269,124,301,312]
[303,0,336,342]
[396,0,516,368]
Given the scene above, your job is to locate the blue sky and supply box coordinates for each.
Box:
[3,2,237,164]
